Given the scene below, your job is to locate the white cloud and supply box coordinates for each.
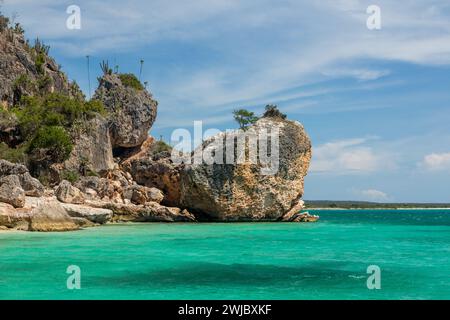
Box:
[354,188,390,202]
[321,68,391,81]
[310,137,395,174]
[420,152,450,171]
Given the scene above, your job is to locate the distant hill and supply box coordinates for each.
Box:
[304,200,450,209]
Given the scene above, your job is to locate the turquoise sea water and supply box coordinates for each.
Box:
[0,209,449,300]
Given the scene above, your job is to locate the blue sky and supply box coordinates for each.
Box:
[2,0,450,202]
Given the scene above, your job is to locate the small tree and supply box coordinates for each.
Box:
[263,104,286,119]
[233,109,258,130]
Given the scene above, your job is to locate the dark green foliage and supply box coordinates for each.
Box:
[118,73,144,90]
[262,104,286,119]
[37,74,53,91]
[60,170,80,183]
[233,109,259,130]
[0,142,28,163]
[34,53,46,74]
[28,126,73,162]
[13,93,106,140]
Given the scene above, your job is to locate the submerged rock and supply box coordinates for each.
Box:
[180,113,312,221]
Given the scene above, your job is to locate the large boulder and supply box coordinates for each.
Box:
[93,74,158,149]
[55,180,85,204]
[0,159,28,176]
[61,203,113,224]
[123,145,183,207]
[123,184,164,205]
[24,197,79,232]
[19,172,45,197]
[0,202,26,228]
[179,112,312,221]
[0,174,26,208]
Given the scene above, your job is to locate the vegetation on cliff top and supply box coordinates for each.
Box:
[233,105,286,130]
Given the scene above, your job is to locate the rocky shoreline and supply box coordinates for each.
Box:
[0,15,316,231]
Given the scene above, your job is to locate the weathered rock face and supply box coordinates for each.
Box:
[61,203,113,224]
[86,200,196,223]
[179,115,312,221]
[125,155,182,207]
[25,197,79,232]
[0,174,25,208]
[123,184,164,205]
[0,159,28,176]
[93,74,157,149]
[0,203,25,228]
[55,180,85,204]
[0,26,80,108]
[63,115,115,173]
[0,160,45,207]
[19,172,45,197]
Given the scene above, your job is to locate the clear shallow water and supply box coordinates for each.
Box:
[0,210,449,300]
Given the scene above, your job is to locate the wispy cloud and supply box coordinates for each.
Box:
[310,137,396,174]
[419,152,450,171]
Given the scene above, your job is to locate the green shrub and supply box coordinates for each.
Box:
[60,170,80,183]
[118,73,144,91]
[35,52,46,74]
[13,93,107,139]
[28,126,73,162]
[0,142,28,163]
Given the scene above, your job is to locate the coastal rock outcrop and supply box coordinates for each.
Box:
[85,200,196,223]
[93,74,158,150]
[179,111,312,221]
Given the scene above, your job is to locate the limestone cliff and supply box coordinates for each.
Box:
[93,73,158,151]
[180,112,312,221]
